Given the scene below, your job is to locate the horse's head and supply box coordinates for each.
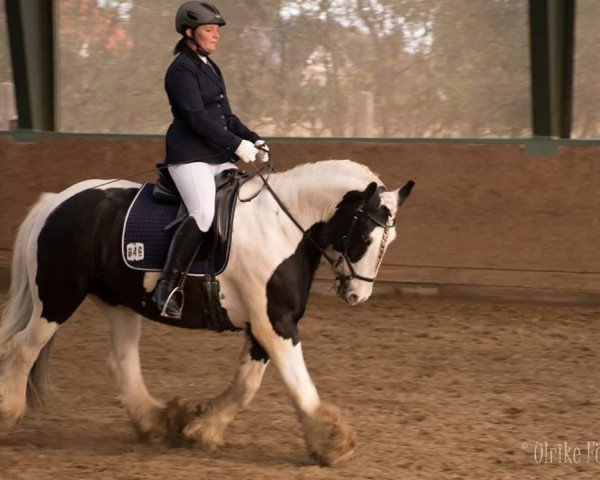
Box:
[324,180,414,305]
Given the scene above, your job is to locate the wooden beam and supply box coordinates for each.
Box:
[5,0,55,130]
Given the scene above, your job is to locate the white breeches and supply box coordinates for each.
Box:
[168,162,237,232]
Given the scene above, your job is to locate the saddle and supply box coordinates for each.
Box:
[122,165,248,276]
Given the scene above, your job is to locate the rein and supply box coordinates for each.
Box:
[249,162,339,269]
[249,160,394,284]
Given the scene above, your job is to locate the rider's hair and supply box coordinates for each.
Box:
[173,36,188,55]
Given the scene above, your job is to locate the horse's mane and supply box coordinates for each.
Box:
[273,159,382,190]
[250,159,384,224]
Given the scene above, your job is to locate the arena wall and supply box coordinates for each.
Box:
[2,133,600,296]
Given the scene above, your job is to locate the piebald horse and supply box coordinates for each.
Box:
[0,159,413,465]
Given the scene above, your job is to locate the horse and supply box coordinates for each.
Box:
[0,159,413,466]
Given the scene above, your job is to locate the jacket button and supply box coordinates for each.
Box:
[223,126,228,130]
[217,104,221,108]
[221,115,225,119]
[219,94,224,99]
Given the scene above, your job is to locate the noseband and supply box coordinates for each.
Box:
[251,163,393,284]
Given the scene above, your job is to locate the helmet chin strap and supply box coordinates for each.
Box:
[186,31,211,57]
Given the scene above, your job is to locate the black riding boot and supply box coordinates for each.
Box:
[152,216,203,319]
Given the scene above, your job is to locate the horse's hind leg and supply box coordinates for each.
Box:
[95,300,190,445]
[0,303,58,434]
[183,331,269,449]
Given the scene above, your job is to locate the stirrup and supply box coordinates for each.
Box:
[160,286,185,319]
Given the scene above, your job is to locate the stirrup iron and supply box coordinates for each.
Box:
[160,286,185,319]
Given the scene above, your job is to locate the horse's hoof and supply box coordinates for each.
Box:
[0,413,22,436]
[303,402,356,466]
[182,416,225,450]
[133,398,195,447]
[0,392,26,436]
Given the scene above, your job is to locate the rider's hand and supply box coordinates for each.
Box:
[235,139,259,163]
[255,140,270,163]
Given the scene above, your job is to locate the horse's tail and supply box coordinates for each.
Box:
[1,193,57,407]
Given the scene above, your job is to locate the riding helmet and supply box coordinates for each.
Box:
[175,1,226,34]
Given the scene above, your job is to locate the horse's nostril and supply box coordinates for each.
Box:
[347,293,359,305]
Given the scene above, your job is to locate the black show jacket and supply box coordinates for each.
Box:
[164,48,261,165]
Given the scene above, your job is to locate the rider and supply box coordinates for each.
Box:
[153,1,269,319]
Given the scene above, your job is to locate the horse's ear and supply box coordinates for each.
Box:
[397,180,415,206]
[361,182,379,209]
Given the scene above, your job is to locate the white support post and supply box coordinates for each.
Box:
[355,91,374,137]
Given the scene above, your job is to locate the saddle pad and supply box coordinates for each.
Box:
[122,183,233,276]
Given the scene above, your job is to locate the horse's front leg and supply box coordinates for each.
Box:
[249,309,356,466]
[183,332,269,449]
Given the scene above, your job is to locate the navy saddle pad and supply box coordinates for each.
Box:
[122,177,240,276]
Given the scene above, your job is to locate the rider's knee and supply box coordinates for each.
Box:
[189,210,213,233]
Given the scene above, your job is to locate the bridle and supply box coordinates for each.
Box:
[250,161,395,284]
[335,207,395,283]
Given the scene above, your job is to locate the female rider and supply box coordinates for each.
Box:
[153,1,269,319]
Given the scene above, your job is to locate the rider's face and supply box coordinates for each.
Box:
[189,24,220,54]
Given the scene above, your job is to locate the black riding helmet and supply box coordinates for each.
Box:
[175,1,226,34]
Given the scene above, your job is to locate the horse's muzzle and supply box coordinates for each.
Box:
[345,292,360,305]
[336,277,363,305]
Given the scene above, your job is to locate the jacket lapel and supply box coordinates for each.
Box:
[200,61,225,91]
[184,50,225,92]
[207,58,223,81]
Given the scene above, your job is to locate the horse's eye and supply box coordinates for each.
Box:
[361,233,371,243]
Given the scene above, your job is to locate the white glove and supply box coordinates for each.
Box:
[235,139,259,163]
[255,140,270,163]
